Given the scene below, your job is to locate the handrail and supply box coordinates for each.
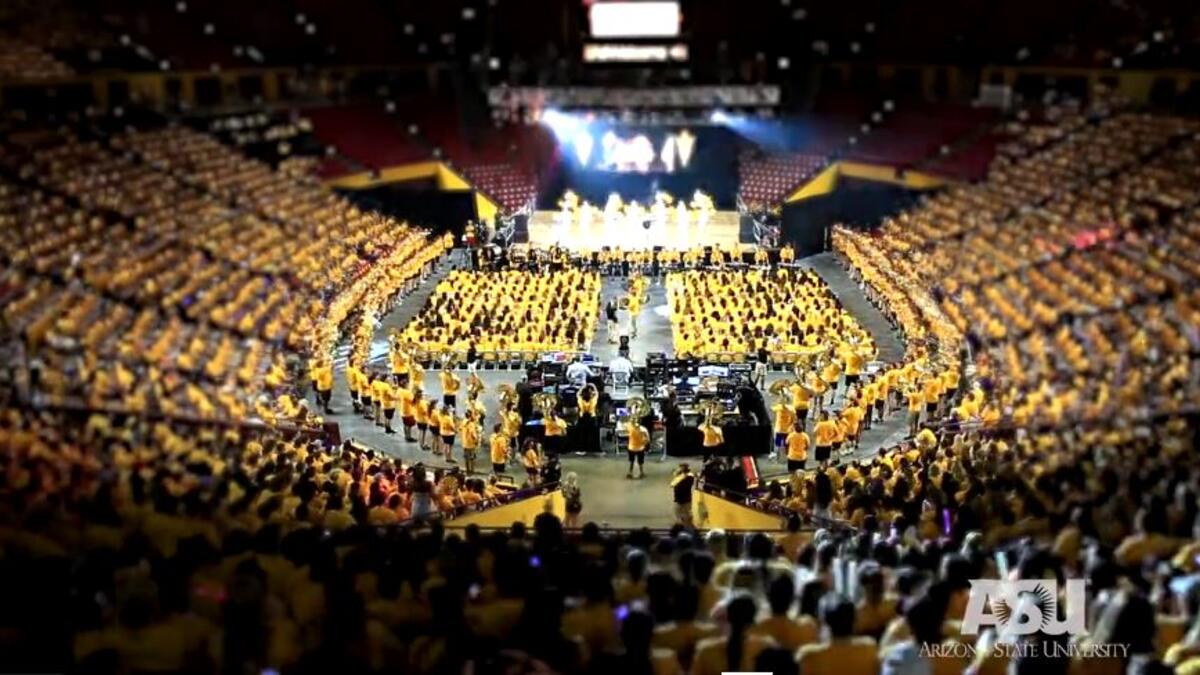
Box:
[697,481,857,533]
[408,481,561,525]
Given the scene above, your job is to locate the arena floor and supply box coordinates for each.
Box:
[324,251,908,528]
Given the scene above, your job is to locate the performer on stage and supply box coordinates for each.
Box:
[604,193,624,227]
[557,190,579,226]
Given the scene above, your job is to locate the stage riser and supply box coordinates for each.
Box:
[527,209,744,251]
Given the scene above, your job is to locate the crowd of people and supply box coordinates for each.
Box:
[5,93,1200,675]
[0,122,448,425]
[397,269,601,356]
[834,105,1200,431]
[666,267,876,361]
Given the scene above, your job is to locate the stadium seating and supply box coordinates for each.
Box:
[738,152,827,209]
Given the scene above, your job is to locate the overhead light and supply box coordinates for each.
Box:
[418,43,428,54]
[176,1,187,12]
[306,24,316,35]
[883,99,894,111]
[1112,57,1123,68]
[407,124,419,134]
[385,101,396,113]
[404,23,414,34]
[159,59,170,70]
[860,123,870,133]
[864,22,875,33]
[462,7,476,19]
[119,34,130,46]
[777,56,790,70]
[848,136,858,145]
[296,13,306,24]
[871,112,882,123]
[792,8,807,20]
[1153,31,1165,42]
[203,23,214,35]
[850,42,861,54]
[489,57,501,70]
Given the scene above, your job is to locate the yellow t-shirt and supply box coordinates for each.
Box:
[545,415,567,437]
[438,413,456,437]
[786,431,810,461]
[627,424,650,452]
[772,403,797,435]
[462,420,482,449]
[701,424,723,448]
[814,420,839,446]
[795,638,879,675]
[489,434,509,464]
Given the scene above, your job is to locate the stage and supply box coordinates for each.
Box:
[526,209,745,251]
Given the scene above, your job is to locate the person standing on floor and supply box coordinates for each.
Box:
[625,417,650,479]
[562,472,583,528]
[671,464,696,528]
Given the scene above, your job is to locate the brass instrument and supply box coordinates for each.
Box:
[768,378,796,404]
[467,370,485,398]
[616,395,650,427]
[533,392,558,417]
[496,383,517,408]
[698,398,722,427]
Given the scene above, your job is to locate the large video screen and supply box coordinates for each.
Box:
[591,128,696,173]
[589,1,681,38]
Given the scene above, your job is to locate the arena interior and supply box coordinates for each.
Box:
[1,1,1200,673]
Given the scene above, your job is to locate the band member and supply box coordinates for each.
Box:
[576,383,600,455]
[701,416,724,461]
[671,464,696,528]
[503,402,522,451]
[379,379,398,435]
[626,418,649,479]
[522,439,542,486]
[313,360,334,414]
[789,378,812,427]
[390,342,411,387]
[360,374,375,421]
[490,423,509,474]
[462,411,482,474]
[346,363,363,414]
[400,384,418,442]
[438,404,457,463]
[370,374,389,426]
[440,366,461,409]
[543,408,567,456]
[813,411,839,465]
[415,393,432,450]
[466,387,487,426]
[786,422,810,472]
[428,403,444,456]
[771,399,797,463]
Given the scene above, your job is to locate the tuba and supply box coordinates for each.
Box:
[698,398,722,427]
[467,370,485,398]
[768,378,796,404]
[496,383,517,409]
[533,392,558,417]
[617,395,650,426]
